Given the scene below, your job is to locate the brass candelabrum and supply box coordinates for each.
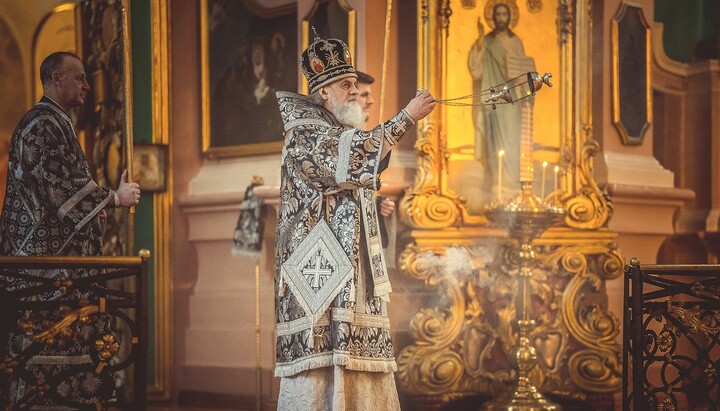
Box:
[482,180,565,411]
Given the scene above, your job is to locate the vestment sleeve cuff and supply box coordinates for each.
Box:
[381,109,416,146]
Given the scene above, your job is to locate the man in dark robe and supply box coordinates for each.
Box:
[274,36,435,409]
[0,51,140,407]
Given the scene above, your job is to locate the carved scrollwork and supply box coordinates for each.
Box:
[396,245,467,395]
[401,123,463,229]
[463,322,501,379]
[412,125,437,188]
[549,248,620,344]
[397,237,623,399]
[399,244,448,286]
[550,244,623,282]
[558,0,574,45]
[401,192,461,229]
[568,350,622,392]
[565,139,614,230]
[550,247,622,392]
[439,0,452,30]
[599,248,624,280]
[531,323,568,376]
[421,0,429,23]
[668,305,720,336]
[397,348,466,396]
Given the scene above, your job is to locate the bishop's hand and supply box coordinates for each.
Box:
[405,91,436,122]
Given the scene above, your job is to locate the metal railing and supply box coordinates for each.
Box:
[623,259,720,410]
[0,252,149,410]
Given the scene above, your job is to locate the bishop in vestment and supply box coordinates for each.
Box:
[274,36,435,410]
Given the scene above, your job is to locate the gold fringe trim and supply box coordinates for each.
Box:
[275,353,397,378]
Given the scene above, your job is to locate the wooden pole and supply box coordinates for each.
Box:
[378,0,393,124]
[255,260,262,411]
[122,0,135,214]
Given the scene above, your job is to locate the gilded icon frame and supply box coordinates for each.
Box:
[200,0,297,158]
[403,0,610,230]
[132,143,167,192]
[611,2,652,146]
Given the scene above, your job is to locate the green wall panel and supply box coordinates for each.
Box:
[130,0,156,384]
[654,0,720,63]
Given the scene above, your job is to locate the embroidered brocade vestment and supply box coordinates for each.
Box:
[274,91,415,377]
[0,97,112,258]
[0,97,115,406]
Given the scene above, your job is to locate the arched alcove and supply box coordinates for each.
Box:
[0,15,26,207]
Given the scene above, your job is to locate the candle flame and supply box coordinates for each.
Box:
[498,150,505,158]
[542,161,548,168]
[554,165,559,173]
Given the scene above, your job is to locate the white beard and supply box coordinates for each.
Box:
[327,93,365,129]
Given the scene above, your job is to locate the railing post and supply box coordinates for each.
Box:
[622,261,631,410]
[137,249,150,409]
[630,258,644,409]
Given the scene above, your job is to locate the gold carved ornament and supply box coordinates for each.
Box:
[396,242,624,397]
[544,246,623,392]
[95,333,121,361]
[395,243,550,396]
[563,139,613,230]
[395,244,474,395]
[667,302,720,337]
[400,0,464,230]
[400,128,463,229]
[29,303,104,346]
[394,0,623,402]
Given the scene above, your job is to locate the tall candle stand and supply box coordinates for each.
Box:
[482,180,565,411]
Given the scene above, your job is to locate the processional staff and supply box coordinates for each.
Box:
[122,0,135,214]
[378,0,393,139]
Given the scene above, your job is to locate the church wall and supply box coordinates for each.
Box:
[590,0,695,382]
[590,0,682,240]
[596,0,655,157]
[651,51,720,264]
[652,63,714,213]
[584,2,716,407]
[169,0,205,402]
[588,3,719,407]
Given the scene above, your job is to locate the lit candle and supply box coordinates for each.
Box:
[541,161,548,199]
[553,165,560,204]
[498,150,505,201]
